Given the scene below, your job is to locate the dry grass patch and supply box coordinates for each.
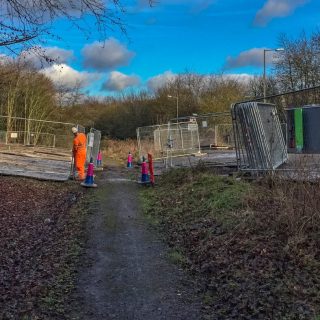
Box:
[101,139,138,163]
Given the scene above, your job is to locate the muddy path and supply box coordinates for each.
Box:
[69,165,202,320]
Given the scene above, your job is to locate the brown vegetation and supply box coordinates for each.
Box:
[101,138,139,162]
[0,177,86,319]
[142,169,320,319]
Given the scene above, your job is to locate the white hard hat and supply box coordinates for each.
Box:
[71,127,78,134]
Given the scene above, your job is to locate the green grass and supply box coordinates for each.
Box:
[140,190,161,227]
[140,168,250,229]
[167,249,187,266]
[139,167,320,319]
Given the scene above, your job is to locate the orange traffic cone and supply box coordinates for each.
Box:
[81,157,97,188]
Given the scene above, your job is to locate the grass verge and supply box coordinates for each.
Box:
[140,168,320,320]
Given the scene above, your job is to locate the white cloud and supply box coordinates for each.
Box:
[0,54,14,65]
[19,46,74,69]
[82,38,135,71]
[102,71,140,91]
[224,48,281,70]
[147,71,177,91]
[254,0,309,26]
[40,64,100,89]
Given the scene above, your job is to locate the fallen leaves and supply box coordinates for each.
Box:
[0,177,84,319]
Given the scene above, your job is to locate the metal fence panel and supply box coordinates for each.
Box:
[0,115,84,150]
[171,113,234,149]
[86,128,101,164]
[137,121,200,160]
[232,102,288,171]
[195,113,233,148]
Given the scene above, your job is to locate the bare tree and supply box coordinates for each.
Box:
[0,0,155,50]
[275,31,320,91]
[247,75,278,99]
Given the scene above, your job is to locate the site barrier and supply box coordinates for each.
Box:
[0,115,84,150]
[168,113,234,149]
[231,86,320,178]
[137,121,201,161]
[231,102,288,171]
[86,128,102,165]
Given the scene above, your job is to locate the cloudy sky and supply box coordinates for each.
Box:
[6,0,320,96]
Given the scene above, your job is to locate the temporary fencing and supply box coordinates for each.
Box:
[3,130,56,147]
[86,128,102,165]
[136,121,201,160]
[249,86,320,158]
[0,115,83,150]
[231,102,287,171]
[194,113,234,148]
[169,113,234,149]
[230,86,320,178]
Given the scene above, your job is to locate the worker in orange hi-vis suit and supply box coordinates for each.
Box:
[72,127,87,181]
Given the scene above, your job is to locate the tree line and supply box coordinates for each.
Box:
[0,31,320,139]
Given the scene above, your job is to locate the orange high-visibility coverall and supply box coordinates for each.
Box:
[73,133,87,180]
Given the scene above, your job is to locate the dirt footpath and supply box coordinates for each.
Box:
[70,165,202,320]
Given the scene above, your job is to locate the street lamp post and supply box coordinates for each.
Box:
[263,48,284,102]
[167,95,179,121]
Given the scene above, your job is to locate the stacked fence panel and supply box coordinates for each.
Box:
[232,102,288,171]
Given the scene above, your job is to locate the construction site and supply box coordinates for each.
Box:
[0,116,103,182]
[3,87,320,319]
[1,85,320,184]
[135,86,320,183]
[2,1,320,319]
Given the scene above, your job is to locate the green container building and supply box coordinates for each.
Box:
[294,108,304,152]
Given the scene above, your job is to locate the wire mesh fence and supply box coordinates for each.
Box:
[86,128,101,165]
[137,121,201,160]
[0,115,82,150]
[194,113,234,149]
[170,113,234,149]
[2,130,56,147]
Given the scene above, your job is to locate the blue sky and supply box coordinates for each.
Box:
[5,0,320,97]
